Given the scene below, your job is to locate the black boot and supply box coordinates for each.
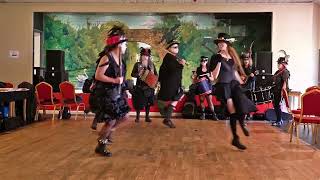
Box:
[106,132,113,144]
[135,110,140,123]
[211,112,219,121]
[232,137,247,150]
[210,106,219,121]
[230,114,246,150]
[163,105,175,128]
[163,119,176,128]
[239,114,250,136]
[200,108,206,120]
[95,139,112,157]
[91,118,98,130]
[145,106,152,122]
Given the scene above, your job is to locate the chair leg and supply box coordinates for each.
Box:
[311,125,315,144]
[289,121,294,142]
[296,123,300,145]
[52,106,56,121]
[35,107,39,121]
[82,104,87,120]
[315,125,319,144]
[75,105,80,120]
[59,106,64,120]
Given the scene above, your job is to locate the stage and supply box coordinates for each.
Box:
[0,117,320,179]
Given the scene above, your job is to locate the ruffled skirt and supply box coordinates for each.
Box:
[89,86,130,123]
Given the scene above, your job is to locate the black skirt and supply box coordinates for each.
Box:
[215,81,257,114]
[215,83,232,101]
[89,86,130,123]
[132,85,155,110]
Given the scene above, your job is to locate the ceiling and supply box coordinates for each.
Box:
[0,0,317,3]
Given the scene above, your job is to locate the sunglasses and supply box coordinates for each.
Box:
[201,59,208,62]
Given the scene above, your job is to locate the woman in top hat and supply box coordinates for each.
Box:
[193,56,218,120]
[158,39,187,128]
[89,26,130,157]
[131,48,157,123]
[209,33,256,150]
[271,55,290,126]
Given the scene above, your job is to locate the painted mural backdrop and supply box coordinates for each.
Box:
[44,13,271,90]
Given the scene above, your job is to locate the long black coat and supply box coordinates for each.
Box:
[157,53,184,101]
[131,61,158,110]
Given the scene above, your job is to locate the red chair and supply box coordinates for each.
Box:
[292,86,320,114]
[289,89,320,144]
[291,86,320,130]
[35,82,62,121]
[4,82,14,88]
[59,81,86,120]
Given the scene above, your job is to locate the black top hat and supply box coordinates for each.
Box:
[214,33,235,45]
[166,39,180,49]
[277,57,288,65]
[140,47,151,56]
[104,26,128,48]
[200,56,209,61]
[240,53,250,60]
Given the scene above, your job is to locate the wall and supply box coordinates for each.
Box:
[0,2,318,92]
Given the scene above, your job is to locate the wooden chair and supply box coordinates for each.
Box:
[289,89,320,144]
[59,81,86,120]
[35,82,62,121]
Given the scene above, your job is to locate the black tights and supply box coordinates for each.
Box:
[136,105,151,119]
[229,113,246,139]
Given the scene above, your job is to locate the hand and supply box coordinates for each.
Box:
[179,59,186,65]
[114,77,124,84]
[126,90,132,98]
[138,69,145,77]
[200,77,207,81]
[209,76,215,82]
[250,73,254,77]
[241,76,246,81]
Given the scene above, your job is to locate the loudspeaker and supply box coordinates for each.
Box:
[33,67,45,85]
[254,51,272,74]
[255,74,274,89]
[45,71,68,92]
[46,50,65,72]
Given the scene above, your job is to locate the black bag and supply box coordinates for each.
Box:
[182,101,197,119]
[252,113,265,120]
[82,79,93,93]
[59,107,71,120]
[265,108,293,122]
[1,117,23,131]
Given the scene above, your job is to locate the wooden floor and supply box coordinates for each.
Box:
[1,117,320,180]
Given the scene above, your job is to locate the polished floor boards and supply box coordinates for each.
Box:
[1,117,320,180]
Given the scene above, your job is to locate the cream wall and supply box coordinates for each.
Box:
[0,2,319,92]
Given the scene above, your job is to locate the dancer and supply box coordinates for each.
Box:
[131,48,157,123]
[210,33,257,150]
[158,40,186,128]
[89,26,130,157]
